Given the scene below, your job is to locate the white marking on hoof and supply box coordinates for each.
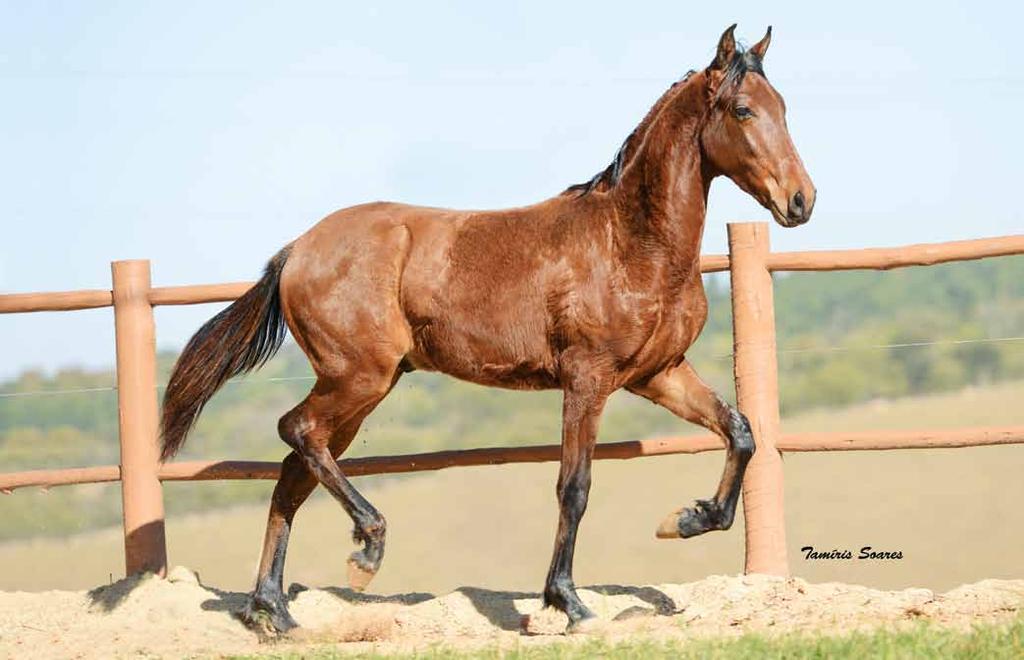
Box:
[655,510,682,539]
[346,559,376,592]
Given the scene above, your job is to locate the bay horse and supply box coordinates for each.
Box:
[160,25,815,633]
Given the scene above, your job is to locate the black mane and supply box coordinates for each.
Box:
[564,48,765,197]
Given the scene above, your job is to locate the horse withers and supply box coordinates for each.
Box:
[160,24,814,634]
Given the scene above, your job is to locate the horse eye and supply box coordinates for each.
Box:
[734,105,753,119]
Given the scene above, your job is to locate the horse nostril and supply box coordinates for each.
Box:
[792,190,805,211]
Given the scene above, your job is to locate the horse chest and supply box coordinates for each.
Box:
[619,284,708,375]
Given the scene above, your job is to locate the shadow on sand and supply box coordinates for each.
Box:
[86,573,153,612]
[198,583,434,624]
[316,584,434,606]
[188,579,676,635]
[456,584,679,631]
[87,521,169,612]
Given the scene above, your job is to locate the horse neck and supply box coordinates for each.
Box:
[610,78,712,270]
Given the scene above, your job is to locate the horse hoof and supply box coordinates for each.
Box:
[238,597,298,636]
[655,510,683,539]
[567,615,604,635]
[657,500,723,539]
[347,557,377,592]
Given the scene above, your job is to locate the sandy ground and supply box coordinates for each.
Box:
[0,568,1021,659]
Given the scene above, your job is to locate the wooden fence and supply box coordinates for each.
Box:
[2,222,1023,578]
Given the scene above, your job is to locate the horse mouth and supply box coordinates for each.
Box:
[770,202,806,228]
[769,202,793,227]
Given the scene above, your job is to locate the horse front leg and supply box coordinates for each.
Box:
[629,360,755,538]
[542,373,609,633]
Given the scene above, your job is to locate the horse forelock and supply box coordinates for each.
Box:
[716,46,767,103]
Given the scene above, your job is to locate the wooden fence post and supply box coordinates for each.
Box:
[112,260,167,577]
[728,222,788,576]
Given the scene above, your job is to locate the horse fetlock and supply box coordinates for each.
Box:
[542,578,572,609]
[679,498,728,537]
[544,581,597,631]
[352,516,387,545]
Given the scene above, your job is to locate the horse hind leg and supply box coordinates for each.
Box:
[285,374,399,577]
[629,360,755,539]
[241,451,315,634]
[241,414,366,634]
[243,367,400,633]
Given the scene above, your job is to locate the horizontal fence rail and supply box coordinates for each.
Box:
[1,225,1022,581]
[3,426,1023,493]
[0,289,114,313]
[765,235,1024,272]
[3,234,1022,313]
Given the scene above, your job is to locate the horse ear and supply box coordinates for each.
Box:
[710,24,737,70]
[750,26,772,60]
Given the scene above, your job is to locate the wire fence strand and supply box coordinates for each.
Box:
[712,335,1024,360]
[2,336,1022,399]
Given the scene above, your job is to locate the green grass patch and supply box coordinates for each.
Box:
[231,615,1024,659]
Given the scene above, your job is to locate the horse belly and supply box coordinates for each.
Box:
[404,312,559,390]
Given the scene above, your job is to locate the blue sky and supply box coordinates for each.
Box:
[1,1,1021,378]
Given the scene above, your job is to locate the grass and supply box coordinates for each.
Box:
[228,616,1024,659]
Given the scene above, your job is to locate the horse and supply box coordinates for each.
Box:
[159,24,815,634]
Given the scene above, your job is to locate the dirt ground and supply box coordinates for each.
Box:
[0,567,1021,659]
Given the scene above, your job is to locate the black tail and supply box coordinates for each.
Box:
[159,247,291,461]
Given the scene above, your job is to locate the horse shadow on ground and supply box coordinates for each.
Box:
[194,582,677,634]
[456,584,679,632]
[588,584,679,616]
[197,584,434,620]
[316,585,434,606]
[457,587,537,631]
[198,585,251,616]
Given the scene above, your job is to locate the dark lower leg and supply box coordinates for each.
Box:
[543,385,605,630]
[543,466,595,627]
[710,405,755,526]
[243,410,368,632]
[631,362,755,539]
[242,451,317,632]
[280,395,389,591]
[667,401,754,538]
[304,448,386,588]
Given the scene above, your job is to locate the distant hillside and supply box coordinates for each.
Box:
[1,256,1022,539]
